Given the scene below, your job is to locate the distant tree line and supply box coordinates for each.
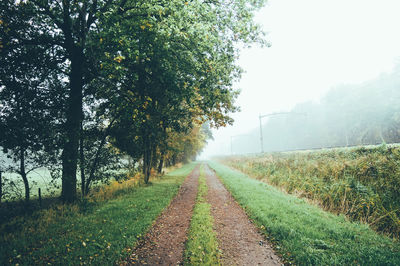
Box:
[0,0,266,203]
[233,65,400,154]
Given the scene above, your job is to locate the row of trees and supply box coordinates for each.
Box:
[0,0,266,203]
[232,64,400,154]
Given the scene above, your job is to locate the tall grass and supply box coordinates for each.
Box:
[220,145,400,237]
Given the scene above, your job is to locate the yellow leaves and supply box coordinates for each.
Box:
[82,241,86,247]
[113,55,125,63]
[118,39,123,45]
[140,21,153,30]
[193,118,203,126]
[185,2,189,5]
[194,91,202,102]
[99,37,103,44]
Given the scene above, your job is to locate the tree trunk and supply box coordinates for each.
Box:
[79,122,85,197]
[157,151,165,174]
[143,137,152,184]
[172,154,177,166]
[85,118,116,195]
[143,150,150,184]
[20,148,29,204]
[0,171,2,204]
[151,144,158,169]
[61,49,83,203]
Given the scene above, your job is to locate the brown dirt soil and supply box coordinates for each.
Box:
[122,166,200,265]
[204,164,282,266]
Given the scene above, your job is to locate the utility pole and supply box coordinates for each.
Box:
[259,114,264,153]
[258,112,307,153]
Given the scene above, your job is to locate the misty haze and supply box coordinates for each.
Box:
[1,0,400,265]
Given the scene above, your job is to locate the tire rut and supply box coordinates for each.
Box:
[122,165,200,265]
[204,164,281,266]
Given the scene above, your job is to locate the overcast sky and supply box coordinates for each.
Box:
[200,0,400,159]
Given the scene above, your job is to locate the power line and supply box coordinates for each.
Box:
[259,112,307,153]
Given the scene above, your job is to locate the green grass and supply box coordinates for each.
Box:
[208,160,400,265]
[2,168,58,201]
[0,163,196,266]
[184,165,220,265]
[221,145,400,237]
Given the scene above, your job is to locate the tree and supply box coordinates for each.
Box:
[0,1,60,203]
[1,0,267,197]
[0,0,139,202]
[100,0,265,182]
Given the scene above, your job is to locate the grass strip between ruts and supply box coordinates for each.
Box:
[184,164,220,265]
[0,163,197,265]
[208,160,400,265]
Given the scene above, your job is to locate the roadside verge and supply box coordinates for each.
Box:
[1,163,197,265]
[209,161,400,265]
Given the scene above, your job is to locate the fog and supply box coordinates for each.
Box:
[200,0,400,159]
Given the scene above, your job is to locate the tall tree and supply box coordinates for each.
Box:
[0,0,136,202]
[0,1,60,203]
[1,0,267,196]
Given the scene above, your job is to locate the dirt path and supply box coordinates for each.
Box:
[123,166,200,265]
[204,164,281,266]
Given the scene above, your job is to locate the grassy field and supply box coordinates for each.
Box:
[0,163,196,265]
[184,165,220,265]
[220,145,400,238]
[209,160,400,265]
[1,168,59,201]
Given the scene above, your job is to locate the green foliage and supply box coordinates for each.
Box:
[221,145,400,237]
[184,165,220,265]
[209,161,400,265]
[0,163,196,265]
[0,0,265,198]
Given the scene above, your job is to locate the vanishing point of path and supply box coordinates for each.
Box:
[123,164,281,265]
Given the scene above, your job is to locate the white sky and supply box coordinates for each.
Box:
[200,0,400,159]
